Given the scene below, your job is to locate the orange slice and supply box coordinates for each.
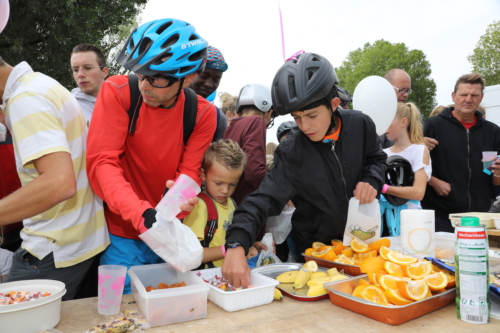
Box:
[397,279,429,301]
[368,273,378,285]
[312,242,326,250]
[304,248,314,257]
[323,249,338,262]
[352,285,369,297]
[384,261,405,278]
[359,279,370,286]
[387,252,418,265]
[369,238,391,253]
[359,250,378,261]
[311,246,334,259]
[425,272,448,291]
[360,256,386,273]
[379,246,393,260]
[359,285,390,305]
[378,275,411,290]
[445,274,456,288]
[331,239,345,254]
[341,247,354,257]
[384,288,414,306]
[351,238,372,253]
[401,261,433,279]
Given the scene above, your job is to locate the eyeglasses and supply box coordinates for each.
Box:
[135,73,179,88]
[69,65,104,75]
[393,86,413,94]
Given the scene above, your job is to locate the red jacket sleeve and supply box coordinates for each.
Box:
[241,117,267,192]
[86,76,153,231]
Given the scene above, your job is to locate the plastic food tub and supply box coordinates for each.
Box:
[449,212,497,229]
[0,279,66,333]
[325,275,455,325]
[128,263,209,327]
[194,267,279,312]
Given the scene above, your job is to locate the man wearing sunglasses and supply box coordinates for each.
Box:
[380,69,412,148]
[70,43,109,125]
[86,19,217,293]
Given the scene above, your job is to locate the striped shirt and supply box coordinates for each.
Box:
[1,62,109,268]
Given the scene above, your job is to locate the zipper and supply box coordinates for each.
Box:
[331,140,349,204]
[466,129,471,211]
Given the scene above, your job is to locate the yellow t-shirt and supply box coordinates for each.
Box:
[183,196,235,267]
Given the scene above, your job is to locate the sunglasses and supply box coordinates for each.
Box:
[135,73,180,88]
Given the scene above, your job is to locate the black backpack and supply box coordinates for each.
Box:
[127,74,197,144]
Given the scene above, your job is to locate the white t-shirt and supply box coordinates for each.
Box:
[384,144,432,209]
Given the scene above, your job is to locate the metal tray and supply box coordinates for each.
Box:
[303,254,363,276]
[252,263,336,301]
[325,275,456,325]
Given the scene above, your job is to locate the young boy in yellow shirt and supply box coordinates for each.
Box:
[184,139,247,268]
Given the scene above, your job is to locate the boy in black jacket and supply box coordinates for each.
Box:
[221,52,387,288]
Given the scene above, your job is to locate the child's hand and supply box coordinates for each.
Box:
[246,246,258,259]
[253,240,277,254]
[165,180,199,212]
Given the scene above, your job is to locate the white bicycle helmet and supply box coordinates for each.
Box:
[236,83,273,114]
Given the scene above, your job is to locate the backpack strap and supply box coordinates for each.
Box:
[196,192,219,269]
[182,87,197,145]
[127,74,143,134]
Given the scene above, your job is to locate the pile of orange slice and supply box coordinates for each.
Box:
[343,239,455,306]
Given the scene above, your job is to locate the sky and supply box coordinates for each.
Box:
[140,0,500,143]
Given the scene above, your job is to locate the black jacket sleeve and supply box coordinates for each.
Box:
[225,144,298,253]
[360,115,387,192]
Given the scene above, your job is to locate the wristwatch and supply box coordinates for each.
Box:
[225,242,242,251]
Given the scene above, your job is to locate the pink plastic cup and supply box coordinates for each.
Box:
[98,265,127,315]
[156,174,200,221]
[483,151,497,169]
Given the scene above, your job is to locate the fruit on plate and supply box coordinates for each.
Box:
[397,279,429,301]
[274,288,283,301]
[401,261,433,279]
[358,285,390,305]
[307,284,328,297]
[384,288,414,306]
[326,268,341,276]
[310,272,328,279]
[293,261,318,290]
[360,256,386,273]
[276,271,299,283]
[425,272,448,291]
[350,238,372,253]
[387,252,418,265]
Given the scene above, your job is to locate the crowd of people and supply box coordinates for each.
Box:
[0,17,499,296]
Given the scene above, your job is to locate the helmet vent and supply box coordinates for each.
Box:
[138,38,152,55]
[153,53,173,65]
[161,34,179,49]
[188,48,207,62]
[156,21,173,35]
[312,56,320,61]
[180,65,196,74]
[189,34,199,41]
[288,76,297,99]
[129,38,135,52]
[306,68,318,83]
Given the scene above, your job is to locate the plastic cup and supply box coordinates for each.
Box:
[156,174,201,221]
[98,265,127,315]
[483,151,497,169]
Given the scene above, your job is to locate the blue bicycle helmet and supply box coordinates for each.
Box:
[116,18,208,78]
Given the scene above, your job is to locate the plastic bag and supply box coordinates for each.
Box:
[140,214,203,272]
[139,174,203,272]
[0,123,7,142]
[266,205,294,244]
[256,233,282,266]
[343,198,381,246]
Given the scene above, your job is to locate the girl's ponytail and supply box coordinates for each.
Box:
[396,102,424,144]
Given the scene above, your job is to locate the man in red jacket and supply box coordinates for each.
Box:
[223,83,274,205]
[86,19,216,294]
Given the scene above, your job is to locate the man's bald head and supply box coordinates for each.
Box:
[384,69,412,103]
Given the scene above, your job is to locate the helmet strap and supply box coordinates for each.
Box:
[160,77,185,109]
[324,101,337,136]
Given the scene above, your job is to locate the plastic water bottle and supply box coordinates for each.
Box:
[455,216,490,324]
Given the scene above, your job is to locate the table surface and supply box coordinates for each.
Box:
[56,293,500,333]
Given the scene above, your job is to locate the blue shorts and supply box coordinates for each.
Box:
[100,233,163,294]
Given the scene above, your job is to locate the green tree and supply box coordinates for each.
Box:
[336,40,437,118]
[0,0,147,89]
[468,20,500,86]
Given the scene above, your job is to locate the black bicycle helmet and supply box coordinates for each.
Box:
[336,86,352,108]
[384,155,415,206]
[116,18,208,78]
[276,120,297,142]
[271,52,339,116]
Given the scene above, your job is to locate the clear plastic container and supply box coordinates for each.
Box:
[128,263,209,327]
[449,212,497,229]
[195,267,279,312]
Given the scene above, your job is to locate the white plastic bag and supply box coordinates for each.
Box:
[0,123,7,142]
[265,205,294,244]
[139,174,203,272]
[343,198,381,246]
[256,233,282,266]
[139,214,203,272]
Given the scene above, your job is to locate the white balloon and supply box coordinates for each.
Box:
[0,0,9,34]
[353,76,398,135]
